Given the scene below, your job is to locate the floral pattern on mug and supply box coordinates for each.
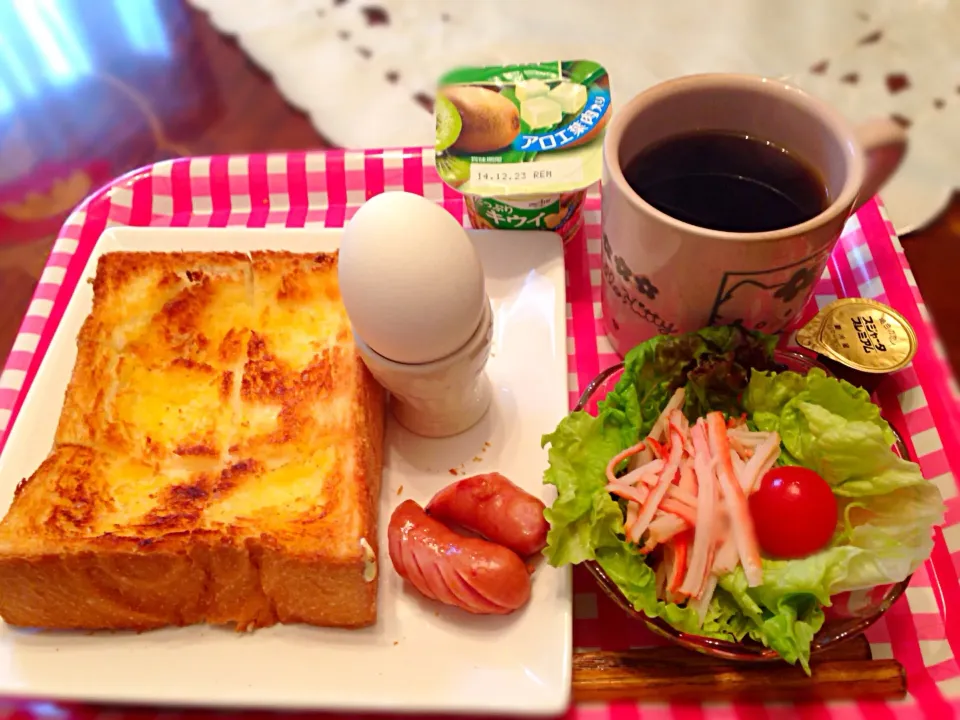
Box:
[633,274,658,300]
[601,237,677,336]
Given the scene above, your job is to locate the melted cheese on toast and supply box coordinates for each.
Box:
[2,251,378,564]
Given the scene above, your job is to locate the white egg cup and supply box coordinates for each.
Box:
[353,297,494,439]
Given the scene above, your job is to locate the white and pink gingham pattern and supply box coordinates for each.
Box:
[0,148,958,720]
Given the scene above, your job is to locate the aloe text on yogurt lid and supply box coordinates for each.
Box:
[435,60,610,242]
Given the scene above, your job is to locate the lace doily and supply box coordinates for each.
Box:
[189,0,959,233]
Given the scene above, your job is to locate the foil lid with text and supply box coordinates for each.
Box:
[796,298,917,374]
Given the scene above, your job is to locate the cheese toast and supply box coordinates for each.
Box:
[0,250,385,631]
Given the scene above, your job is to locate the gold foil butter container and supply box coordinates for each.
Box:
[796,298,917,374]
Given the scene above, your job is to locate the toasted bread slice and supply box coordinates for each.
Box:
[0,251,385,631]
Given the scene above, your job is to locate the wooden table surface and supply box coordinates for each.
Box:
[0,0,957,378]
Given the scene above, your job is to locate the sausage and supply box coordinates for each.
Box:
[387,499,531,614]
[425,472,549,557]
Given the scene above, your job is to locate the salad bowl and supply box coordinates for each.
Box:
[576,350,912,663]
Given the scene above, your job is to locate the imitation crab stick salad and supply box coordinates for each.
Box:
[542,326,945,671]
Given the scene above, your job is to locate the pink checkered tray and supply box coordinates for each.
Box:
[1,148,959,719]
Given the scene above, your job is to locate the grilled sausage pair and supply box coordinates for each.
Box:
[387,473,548,615]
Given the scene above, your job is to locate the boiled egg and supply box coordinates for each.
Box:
[338,191,487,365]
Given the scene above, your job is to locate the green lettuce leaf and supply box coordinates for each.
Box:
[542,327,782,653]
[730,368,945,666]
[542,407,753,644]
[747,367,945,589]
[542,332,944,673]
[544,326,780,564]
[541,411,624,566]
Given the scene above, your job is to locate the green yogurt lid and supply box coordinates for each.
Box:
[435,60,610,197]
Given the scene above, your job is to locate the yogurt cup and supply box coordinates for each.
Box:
[435,60,610,243]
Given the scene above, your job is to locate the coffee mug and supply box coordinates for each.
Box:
[601,73,907,356]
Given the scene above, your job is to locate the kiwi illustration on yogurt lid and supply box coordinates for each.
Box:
[435,95,464,153]
[434,60,610,198]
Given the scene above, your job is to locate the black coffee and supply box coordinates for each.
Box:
[623,131,829,233]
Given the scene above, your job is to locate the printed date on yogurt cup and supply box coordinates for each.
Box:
[435,60,610,243]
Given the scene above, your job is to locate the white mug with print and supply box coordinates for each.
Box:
[601,73,907,356]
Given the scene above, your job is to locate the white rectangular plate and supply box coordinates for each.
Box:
[0,226,572,716]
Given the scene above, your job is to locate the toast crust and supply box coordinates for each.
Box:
[0,251,385,630]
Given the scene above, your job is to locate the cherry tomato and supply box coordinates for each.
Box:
[748,466,837,559]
